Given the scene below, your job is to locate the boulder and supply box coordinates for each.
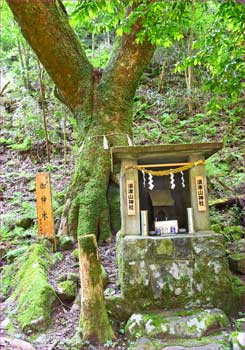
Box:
[117,233,244,315]
[125,309,229,340]
[15,217,34,229]
[59,236,74,250]
[2,243,56,333]
[57,280,77,302]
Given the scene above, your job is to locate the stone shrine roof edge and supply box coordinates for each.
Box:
[111,142,223,162]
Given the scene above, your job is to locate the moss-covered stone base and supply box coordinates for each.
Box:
[117,232,245,316]
[129,333,230,350]
[125,309,229,340]
[2,243,56,333]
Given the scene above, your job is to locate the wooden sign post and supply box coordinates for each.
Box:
[36,172,56,250]
[126,180,136,216]
[195,176,207,212]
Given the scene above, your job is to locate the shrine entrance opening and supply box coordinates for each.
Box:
[138,162,191,233]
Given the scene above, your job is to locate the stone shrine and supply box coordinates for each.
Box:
[110,143,243,315]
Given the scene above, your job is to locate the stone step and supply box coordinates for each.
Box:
[129,333,230,350]
[125,308,230,340]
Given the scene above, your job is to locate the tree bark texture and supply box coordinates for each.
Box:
[79,234,114,342]
[6,0,155,242]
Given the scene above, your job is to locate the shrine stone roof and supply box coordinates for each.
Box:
[111,142,223,165]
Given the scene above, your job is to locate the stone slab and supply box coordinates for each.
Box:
[125,309,229,340]
[117,233,243,314]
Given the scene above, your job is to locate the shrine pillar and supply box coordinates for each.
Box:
[120,160,141,235]
[188,154,210,232]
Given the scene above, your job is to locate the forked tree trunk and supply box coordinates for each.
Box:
[6,0,155,341]
[79,234,114,342]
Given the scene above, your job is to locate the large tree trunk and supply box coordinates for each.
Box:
[60,79,135,241]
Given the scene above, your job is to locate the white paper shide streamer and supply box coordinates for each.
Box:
[127,134,133,146]
[148,174,154,190]
[181,171,185,188]
[103,135,109,150]
[170,173,175,189]
[142,170,146,187]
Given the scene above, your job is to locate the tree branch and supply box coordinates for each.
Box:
[103,3,155,104]
[6,0,93,114]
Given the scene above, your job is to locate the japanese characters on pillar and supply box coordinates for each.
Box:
[36,172,55,238]
[195,176,207,212]
[127,180,136,215]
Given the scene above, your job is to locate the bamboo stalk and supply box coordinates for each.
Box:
[37,59,50,163]
[63,114,67,164]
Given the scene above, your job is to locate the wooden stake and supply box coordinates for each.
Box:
[79,234,114,343]
[36,172,56,251]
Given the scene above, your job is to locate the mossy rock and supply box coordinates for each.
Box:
[57,280,77,302]
[15,217,34,229]
[125,309,230,340]
[5,243,56,333]
[59,236,74,250]
[58,272,79,283]
[129,333,231,350]
[105,294,137,321]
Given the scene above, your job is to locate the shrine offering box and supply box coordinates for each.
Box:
[155,220,178,234]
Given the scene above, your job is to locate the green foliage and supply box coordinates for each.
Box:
[175,0,244,112]
[70,0,125,34]
[9,136,32,151]
[235,317,245,332]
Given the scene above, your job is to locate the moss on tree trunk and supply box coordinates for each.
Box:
[79,234,114,343]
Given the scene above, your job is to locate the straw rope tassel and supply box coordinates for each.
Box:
[133,160,205,176]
